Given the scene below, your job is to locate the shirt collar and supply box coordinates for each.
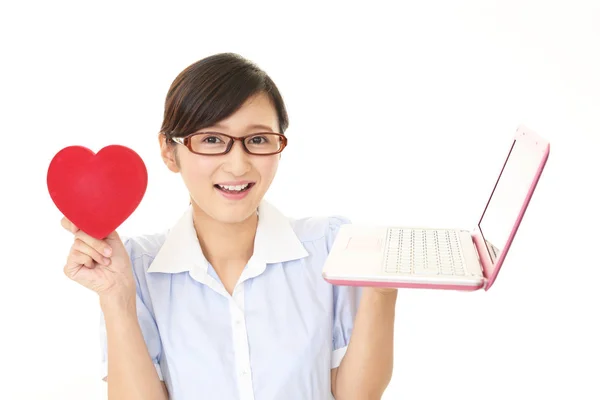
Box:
[147,200,309,275]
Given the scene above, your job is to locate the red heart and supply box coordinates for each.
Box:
[47,145,148,239]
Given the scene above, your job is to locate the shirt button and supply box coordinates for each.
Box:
[240,367,249,376]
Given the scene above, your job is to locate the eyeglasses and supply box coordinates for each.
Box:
[168,132,287,156]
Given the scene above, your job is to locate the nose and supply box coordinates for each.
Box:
[221,140,251,176]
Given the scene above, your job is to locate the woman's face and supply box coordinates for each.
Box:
[160,92,281,224]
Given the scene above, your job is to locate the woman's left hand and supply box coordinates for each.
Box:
[371,287,398,295]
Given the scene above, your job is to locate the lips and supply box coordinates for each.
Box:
[213,182,256,200]
[214,182,255,193]
[215,182,252,192]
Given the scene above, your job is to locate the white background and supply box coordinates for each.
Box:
[1,0,599,399]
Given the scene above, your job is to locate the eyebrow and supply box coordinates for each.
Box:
[207,123,275,132]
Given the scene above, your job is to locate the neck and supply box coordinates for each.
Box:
[191,205,258,267]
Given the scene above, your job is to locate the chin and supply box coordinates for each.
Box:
[191,183,265,224]
[214,207,257,224]
[195,197,260,225]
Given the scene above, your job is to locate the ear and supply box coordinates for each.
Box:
[158,133,180,173]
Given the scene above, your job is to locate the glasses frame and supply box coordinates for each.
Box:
[167,131,288,156]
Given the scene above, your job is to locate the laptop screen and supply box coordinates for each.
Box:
[477,133,548,266]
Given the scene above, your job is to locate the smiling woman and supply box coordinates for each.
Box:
[160,89,284,224]
[59,52,397,400]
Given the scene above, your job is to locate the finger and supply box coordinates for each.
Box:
[63,257,85,280]
[63,252,92,282]
[65,249,94,272]
[72,238,110,266]
[61,217,79,233]
[74,230,112,258]
[105,230,120,241]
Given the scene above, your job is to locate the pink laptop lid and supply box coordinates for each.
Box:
[471,125,550,290]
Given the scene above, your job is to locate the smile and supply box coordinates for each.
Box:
[215,183,255,192]
[214,182,256,200]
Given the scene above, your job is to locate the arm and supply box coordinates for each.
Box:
[102,295,169,400]
[59,219,167,399]
[332,288,397,399]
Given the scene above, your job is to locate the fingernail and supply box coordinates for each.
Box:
[103,257,110,265]
[104,248,112,257]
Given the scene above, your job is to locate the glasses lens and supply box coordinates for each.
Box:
[244,133,283,154]
[189,133,231,154]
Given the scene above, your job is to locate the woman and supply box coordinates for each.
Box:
[61,53,397,400]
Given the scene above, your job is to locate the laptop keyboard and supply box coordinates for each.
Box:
[383,228,466,276]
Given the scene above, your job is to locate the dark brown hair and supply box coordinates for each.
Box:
[160,53,289,140]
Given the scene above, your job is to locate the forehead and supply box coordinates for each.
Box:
[206,92,279,133]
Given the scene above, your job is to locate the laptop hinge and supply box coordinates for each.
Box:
[472,238,485,277]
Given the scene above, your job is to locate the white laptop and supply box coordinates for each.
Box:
[322,125,550,291]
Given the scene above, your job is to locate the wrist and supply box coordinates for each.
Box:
[99,290,137,315]
[367,287,399,297]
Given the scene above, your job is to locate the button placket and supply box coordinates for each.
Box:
[229,284,255,400]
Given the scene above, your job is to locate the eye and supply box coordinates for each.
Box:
[202,135,225,144]
[247,135,268,145]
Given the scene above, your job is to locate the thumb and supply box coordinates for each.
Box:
[104,231,128,257]
[105,230,121,241]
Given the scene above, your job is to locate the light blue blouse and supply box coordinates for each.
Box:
[99,200,361,400]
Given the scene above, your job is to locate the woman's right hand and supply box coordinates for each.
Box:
[61,217,136,301]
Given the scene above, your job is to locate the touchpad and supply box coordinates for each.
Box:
[346,236,382,252]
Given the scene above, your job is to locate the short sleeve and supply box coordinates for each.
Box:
[326,217,362,369]
[99,238,163,381]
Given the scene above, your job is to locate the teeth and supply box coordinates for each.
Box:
[218,183,249,191]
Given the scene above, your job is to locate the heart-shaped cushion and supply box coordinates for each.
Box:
[47,145,148,239]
